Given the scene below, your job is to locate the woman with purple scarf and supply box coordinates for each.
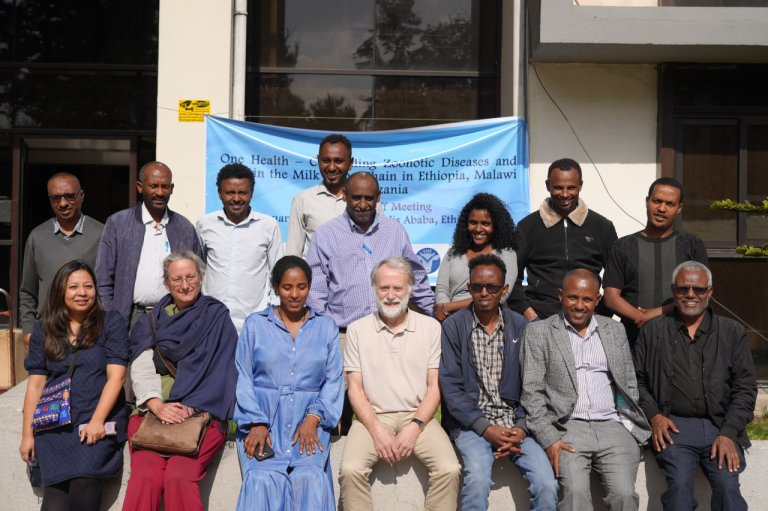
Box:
[123,250,238,511]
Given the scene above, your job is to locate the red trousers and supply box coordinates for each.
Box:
[122,414,226,511]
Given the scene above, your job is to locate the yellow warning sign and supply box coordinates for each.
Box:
[178,100,210,122]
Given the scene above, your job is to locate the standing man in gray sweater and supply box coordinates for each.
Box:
[19,172,104,345]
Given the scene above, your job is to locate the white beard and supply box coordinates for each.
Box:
[377,297,409,320]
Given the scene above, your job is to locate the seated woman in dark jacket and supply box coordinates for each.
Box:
[123,250,238,511]
[20,260,128,511]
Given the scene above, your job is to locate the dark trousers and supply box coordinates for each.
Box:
[654,416,747,511]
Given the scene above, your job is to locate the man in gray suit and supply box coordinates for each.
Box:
[521,269,650,510]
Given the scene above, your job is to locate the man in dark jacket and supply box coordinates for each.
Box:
[635,260,756,511]
[508,158,617,320]
[95,161,201,326]
[440,254,557,511]
[604,177,708,347]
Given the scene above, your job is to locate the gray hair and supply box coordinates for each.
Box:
[163,250,206,282]
[671,260,712,287]
[370,257,415,287]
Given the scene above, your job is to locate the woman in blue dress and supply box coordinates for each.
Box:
[235,255,344,511]
[19,260,128,511]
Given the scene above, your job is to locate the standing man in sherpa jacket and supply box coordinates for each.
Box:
[508,158,617,321]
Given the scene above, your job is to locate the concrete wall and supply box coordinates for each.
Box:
[3,381,768,510]
[527,63,658,238]
[155,0,234,223]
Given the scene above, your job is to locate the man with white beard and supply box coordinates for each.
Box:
[339,257,461,510]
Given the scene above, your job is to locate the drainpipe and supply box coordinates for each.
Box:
[512,0,526,119]
[232,0,248,121]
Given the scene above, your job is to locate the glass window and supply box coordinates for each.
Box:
[747,124,768,243]
[372,76,496,130]
[0,68,157,131]
[247,0,500,130]
[679,122,738,246]
[256,0,373,70]
[0,1,158,64]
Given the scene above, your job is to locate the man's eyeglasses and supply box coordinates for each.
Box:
[469,283,504,294]
[169,274,200,286]
[48,192,81,203]
[672,285,710,296]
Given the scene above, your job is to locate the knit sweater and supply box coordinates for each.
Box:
[19,215,104,334]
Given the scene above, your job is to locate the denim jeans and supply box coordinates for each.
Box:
[453,428,557,511]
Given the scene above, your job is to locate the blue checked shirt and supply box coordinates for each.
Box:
[306,210,434,328]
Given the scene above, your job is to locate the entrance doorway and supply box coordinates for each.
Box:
[6,136,138,324]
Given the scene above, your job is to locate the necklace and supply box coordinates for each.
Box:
[276,306,307,335]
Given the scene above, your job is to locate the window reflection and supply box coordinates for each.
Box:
[0,68,156,130]
[254,0,495,72]
[0,1,158,64]
[248,73,498,131]
[680,123,738,245]
[372,76,494,130]
[256,0,374,69]
[248,0,500,130]
[250,73,372,131]
[747,124,768,242]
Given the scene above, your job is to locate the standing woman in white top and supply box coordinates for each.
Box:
[435,193,519,321]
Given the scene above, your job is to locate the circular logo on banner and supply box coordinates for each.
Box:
[416,247,441,274]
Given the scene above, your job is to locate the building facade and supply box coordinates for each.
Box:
[1,0,767,378]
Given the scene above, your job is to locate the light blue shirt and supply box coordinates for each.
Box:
[234,306,343,470]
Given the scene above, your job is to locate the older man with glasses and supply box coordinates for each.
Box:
[635,260,757,511]
[19,172,104,346]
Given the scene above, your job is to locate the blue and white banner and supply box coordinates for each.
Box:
[205,116,529,282]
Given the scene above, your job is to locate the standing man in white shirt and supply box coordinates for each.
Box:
[285,134,353,257]
[196,163,283,332]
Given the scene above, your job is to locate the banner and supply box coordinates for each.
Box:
[205,116,529,282]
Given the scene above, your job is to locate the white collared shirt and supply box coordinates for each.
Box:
[196,208,283,332]
[132,204,171,305]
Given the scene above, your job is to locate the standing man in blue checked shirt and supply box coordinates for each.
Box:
[440,254,557,511]
[306,171,434,327]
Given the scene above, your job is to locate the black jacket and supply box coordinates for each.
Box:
[508,199,617,319]
[634,309,757,448]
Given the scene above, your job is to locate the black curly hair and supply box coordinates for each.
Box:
[449,193,519,255]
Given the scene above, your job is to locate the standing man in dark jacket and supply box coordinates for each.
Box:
[604,177,708,347]
[508,158,617,320]
[635,260,756,511]
[440,254,557,511]
[95,161,201,326]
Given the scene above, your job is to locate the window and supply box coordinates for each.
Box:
[662,64,768,251]
[246,0,500,130]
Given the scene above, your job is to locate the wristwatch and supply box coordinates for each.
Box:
[410,417,426,431]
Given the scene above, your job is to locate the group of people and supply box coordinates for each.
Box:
[16,133,757,511]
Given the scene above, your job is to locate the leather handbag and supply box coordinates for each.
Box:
[32,351,77,433]
[129,311,210,457]
[130,409,211,456]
